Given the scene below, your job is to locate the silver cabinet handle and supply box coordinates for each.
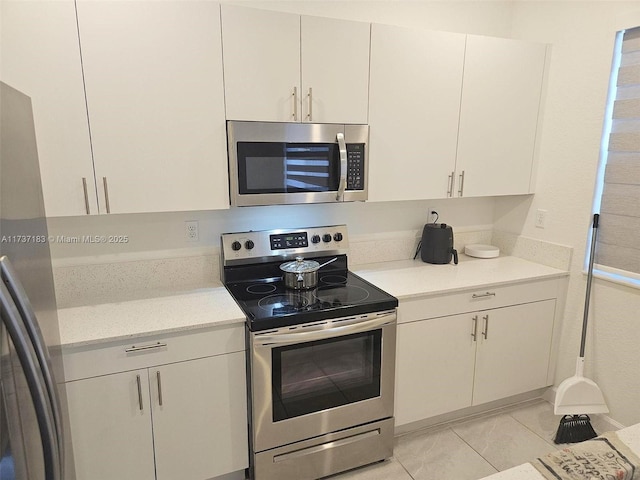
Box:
[136,374,143,411]
[125,342,167,353]
[82,177,90,214]
[336,132,347,201]
[292,86,298,121]
[458,170,465,197]
[471,315,478,341]
[156,371,163,407]
[472,292,496,299]
[447,172,454,197]
[307,87,313,121]
[482,315,489,339]
[102,177,111,214]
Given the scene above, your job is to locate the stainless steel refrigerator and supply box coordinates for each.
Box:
[0,82,65,480]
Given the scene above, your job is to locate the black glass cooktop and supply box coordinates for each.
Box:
[223,256,398,332]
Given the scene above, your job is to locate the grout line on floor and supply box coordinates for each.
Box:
[506,405,560,448]
[393,455,417,480]
[448,426,502,474]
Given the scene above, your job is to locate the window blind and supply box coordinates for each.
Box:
[596,26,640,276]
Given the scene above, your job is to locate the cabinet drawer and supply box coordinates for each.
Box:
[63,324,245,382]
[398,278,559,324]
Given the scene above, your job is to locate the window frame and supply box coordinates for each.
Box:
[590,28,640,289]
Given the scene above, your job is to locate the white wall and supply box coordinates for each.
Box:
[497,2,640,427]
[48,197,496,261]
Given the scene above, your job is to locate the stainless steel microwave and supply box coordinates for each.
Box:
[227,121,369,207]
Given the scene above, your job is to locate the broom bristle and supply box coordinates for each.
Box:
[554,415,598,444]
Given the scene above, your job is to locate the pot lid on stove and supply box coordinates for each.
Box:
[279,256,337,274]
[280,256,318,274]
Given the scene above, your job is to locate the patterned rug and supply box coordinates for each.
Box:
[533,432,640,480]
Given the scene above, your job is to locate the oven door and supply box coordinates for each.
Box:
[249,310,396,453]
[227,121,368,207]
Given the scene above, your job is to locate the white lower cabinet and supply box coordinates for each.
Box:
[395,283,558,427]
[64,328,248,480]
[395,313,476,425]
[152,353,248,480]
[472,300,555,406]
[66,369,156,480]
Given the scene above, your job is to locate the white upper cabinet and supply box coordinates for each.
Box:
[221,5,371,124]
[455,35,547,197]
[368,27,547,202]
[221,5,301,123]
[76,0,229,214]
[1,0,96,216]
[368,24,465,201]
[301,16,370,124]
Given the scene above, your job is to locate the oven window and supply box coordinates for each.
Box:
[271,330,382,422]
[237,142,340,194]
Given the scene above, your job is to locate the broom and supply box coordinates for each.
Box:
[553,213,608,444]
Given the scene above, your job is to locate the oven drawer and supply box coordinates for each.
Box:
[398,278,560,324]
[253,417,394,480]
[62,324,245,382]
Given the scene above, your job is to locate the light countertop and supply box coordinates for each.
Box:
[353,255,568,300]
[57,286,245,348]
[57,255,568,348]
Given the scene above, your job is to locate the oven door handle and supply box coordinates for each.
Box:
[336,132,347,201]
[254,313,395,346]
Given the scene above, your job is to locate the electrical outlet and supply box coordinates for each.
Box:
[535,209,547,229]
[185,220,199,241]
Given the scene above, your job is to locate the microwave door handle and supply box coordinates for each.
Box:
[336,132,347,201]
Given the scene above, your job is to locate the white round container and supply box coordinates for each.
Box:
[464,244,500,258]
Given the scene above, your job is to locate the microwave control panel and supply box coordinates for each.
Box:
[346,144,365,191]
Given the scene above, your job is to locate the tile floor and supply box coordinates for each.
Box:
[329,399,620,480]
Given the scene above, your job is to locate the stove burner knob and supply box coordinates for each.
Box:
[245,240,255,250]
[311,235,321,244]
[333,232,343,242]
[322,234,332,243]
[231,241,242,251]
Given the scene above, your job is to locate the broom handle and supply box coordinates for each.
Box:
[580,213,599,358]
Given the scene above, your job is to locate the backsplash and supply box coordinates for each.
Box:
[53,254,220,308]
[53,229,572,308]
[491,231,573,271]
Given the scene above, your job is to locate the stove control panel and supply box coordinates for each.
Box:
[221,225,349,266]
[270,232,308,250]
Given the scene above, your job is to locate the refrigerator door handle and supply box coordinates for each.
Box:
[0,256,64,473]
[0,270,62,480]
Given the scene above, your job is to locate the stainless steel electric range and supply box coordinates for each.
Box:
[221,225,398,480]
